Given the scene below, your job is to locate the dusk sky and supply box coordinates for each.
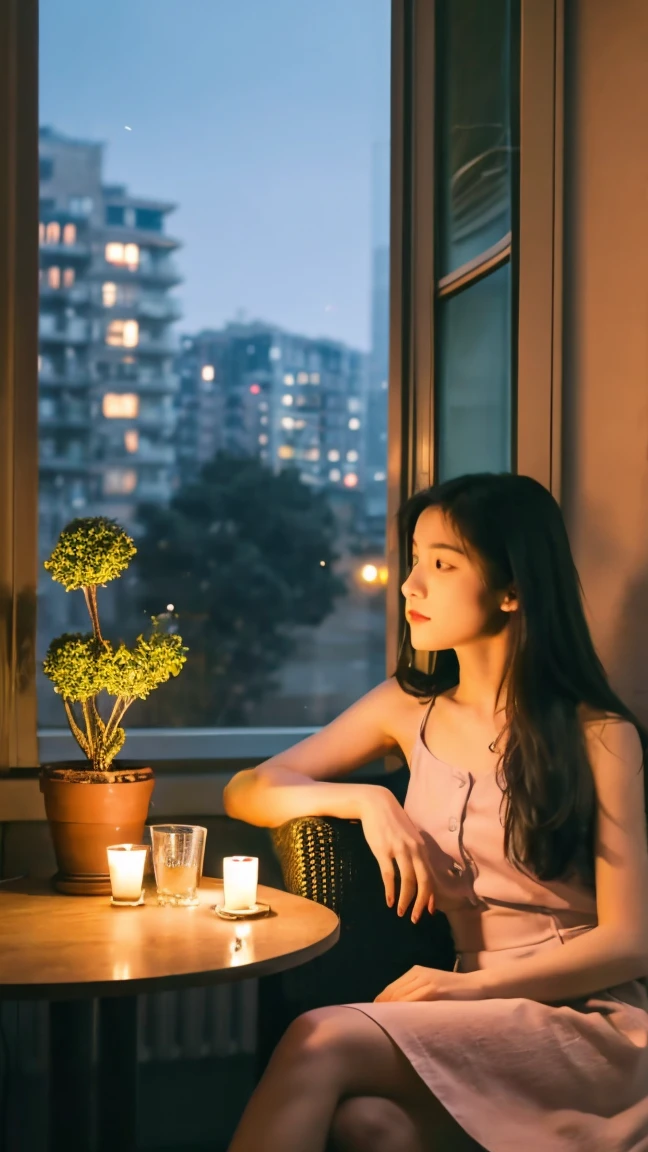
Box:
[40,0,391,351]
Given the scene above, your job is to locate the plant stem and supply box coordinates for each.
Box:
[83,585,105,645]
[105,695,134,741]
[81,700,96,765]
[63,700,90,760]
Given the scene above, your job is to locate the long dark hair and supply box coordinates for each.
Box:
[395,473,648,885]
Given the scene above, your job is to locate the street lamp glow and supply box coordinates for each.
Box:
[361,564,378,584]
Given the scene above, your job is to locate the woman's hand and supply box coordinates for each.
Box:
[358,785,436,923]
[374,966,482,1003]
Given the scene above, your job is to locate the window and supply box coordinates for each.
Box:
[37,0,392,734]
[434,0,519,480]
[106,319,139,348]
[102,393,140,419]
[103,468,138,495]
[39,155,54,180]
[105,242,140,268]
[63,268,75,287]
[47,266,60,289]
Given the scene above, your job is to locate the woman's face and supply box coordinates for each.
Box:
[400,506,512,651]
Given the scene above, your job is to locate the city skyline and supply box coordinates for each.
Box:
[40,0,391,352]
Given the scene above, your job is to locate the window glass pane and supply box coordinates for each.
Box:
[437,263,511,481]
[437,0,515,277]
[38,0,391,730]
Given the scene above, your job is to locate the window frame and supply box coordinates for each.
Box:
[0,0,563,772]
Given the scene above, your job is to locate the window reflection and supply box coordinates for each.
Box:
[437,263,512,480]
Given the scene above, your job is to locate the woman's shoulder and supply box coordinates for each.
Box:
[577,704,644,771]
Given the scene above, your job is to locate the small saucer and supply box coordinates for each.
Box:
[214,901,271,920]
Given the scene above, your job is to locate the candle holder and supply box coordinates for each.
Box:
[220,855,260,915]
[107,844,148,906]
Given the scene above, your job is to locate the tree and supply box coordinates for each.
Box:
[43,517,187,769]
[133,453,347,724]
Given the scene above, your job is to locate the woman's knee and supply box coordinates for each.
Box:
[330,1096,423,1152]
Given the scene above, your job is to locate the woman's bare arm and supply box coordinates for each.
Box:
[222,678,404,828]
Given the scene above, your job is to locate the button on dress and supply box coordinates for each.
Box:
[346,700,648,1151]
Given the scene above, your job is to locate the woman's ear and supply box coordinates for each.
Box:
[500,589,519,613]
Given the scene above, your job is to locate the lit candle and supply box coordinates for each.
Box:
[107,844,148,905]
[223,856,258,910]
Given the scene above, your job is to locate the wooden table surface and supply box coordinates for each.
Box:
[0,876,340,1000]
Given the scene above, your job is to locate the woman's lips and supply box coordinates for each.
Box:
[408,611,430,622]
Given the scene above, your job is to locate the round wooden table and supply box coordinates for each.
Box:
[0,876,339,1151]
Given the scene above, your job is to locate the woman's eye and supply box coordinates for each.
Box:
[435,558,452,571]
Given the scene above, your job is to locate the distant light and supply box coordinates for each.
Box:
[378,567,388,585]
[283,374,295,386]
[250,383,261,394]
[346,450,359,462]
[258,434,268,445]
[373,471,386,482]
[329,468,341,482]
[124,126,132,131]
[281,417,294,430]
[166,603,174,611]
[201,365,215,382]
[282,394,293,406]
[319,560,326,567]
[269,346,281,361]
[327,449,340,462]
[348,418,361,431]
[344,473,359,488]
[361,564,378,584]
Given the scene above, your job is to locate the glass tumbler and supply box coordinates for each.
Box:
[150,824,207,906]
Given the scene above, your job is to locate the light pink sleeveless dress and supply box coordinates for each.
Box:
[346,698,648,1151]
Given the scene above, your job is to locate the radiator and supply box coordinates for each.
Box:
[1,981,258,1073]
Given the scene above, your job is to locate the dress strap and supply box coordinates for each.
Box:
[419,694,436,738]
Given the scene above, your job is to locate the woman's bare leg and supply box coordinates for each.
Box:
[227,1006,476,1152]
[329,1095,482,1152]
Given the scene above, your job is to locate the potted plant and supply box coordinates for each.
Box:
[41,517,187,895]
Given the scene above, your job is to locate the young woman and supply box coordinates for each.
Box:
[223,472,648,1152]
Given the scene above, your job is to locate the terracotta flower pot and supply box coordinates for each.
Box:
[40,764,155,895]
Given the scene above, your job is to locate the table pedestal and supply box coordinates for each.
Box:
[49,996,138,1152]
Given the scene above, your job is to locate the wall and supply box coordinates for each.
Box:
[562,0,648,721]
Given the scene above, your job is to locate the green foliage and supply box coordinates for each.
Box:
[42,517,187,771]
[103,627,188,700]
[43,634,111,701]
[134,451,346,724]
[44,516,136,591]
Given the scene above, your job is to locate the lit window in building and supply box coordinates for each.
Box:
[63,223,77,245]
[105,242,140,268]
[348,398,362,413]
[294,419,306,430]
[281,417,295,430]
[258,434,269,445]
[278,445,294,460]
[346,450,359,462]
[106,320,139,348]
[259,401,269,412]
[124,430,139,453]
[329,468,341,482]
[103,393,140,419]
[46,222,60,244]
[310,373,320,384]
[63,268,75,288]
[201,365,215,382]
[260,415,268,426]
[282,394,294,406]
[39,223,45,245]
[348,417,361,430]
[102,282,117,307]
[327,449,340,462]
[47,266,61,289]
[269,346,281,361]
[344,472,359,488]
[304,448,320,461]
[250,383,261,394]
[283,374,294,386]
[103,469,137,495]
[297,372,309,384]
[373,470,386,481]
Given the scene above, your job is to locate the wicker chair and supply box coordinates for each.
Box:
[255,765,456,1076]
